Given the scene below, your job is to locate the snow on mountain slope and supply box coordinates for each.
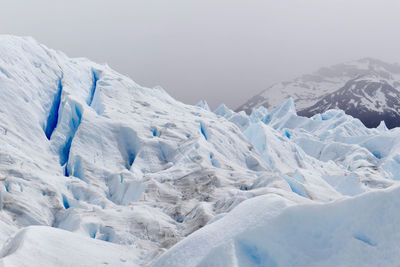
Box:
[237,58,400,128]
[1,36,400,266]
[299,74,400,128]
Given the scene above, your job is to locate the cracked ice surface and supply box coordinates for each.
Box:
[1,36,400,266]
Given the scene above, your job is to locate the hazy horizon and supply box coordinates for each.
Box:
[2,0,400,109]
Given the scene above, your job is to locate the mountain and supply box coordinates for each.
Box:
[237,58,400,128]
[299,74,400,128]
[2,36,400,266]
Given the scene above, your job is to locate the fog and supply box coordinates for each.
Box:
[1,0,400,109]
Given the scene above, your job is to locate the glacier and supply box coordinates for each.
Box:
[1,35,400,266]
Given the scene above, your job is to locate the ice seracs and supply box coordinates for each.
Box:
[196,100,211,111]
[377,120,388,131]
[214,103,234,118]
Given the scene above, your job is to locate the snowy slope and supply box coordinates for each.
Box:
[1,36,400,266]
[0,226,139,267]
[237,58,400,128]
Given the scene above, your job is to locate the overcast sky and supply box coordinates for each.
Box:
[1,0,400,109]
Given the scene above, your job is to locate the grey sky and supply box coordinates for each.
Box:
[1,0,400,109]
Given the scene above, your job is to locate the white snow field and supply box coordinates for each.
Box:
[1,36,400,266]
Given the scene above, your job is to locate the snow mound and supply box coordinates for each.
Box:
[0,226,138,267]
[155,185,400,267]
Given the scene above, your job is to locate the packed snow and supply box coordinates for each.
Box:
[0,226,139,267]
[1,36,400,266]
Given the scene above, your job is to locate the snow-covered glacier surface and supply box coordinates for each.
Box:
[1,36,400,266]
